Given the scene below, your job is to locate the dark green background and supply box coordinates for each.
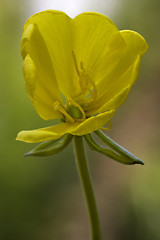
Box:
[0,0,159,239]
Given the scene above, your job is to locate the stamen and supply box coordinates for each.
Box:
[72,51,80,76]
[67,97,86,121]
[72,50,97,101]
[53,101,75,123]
[80,61,84,71]
[83,74,97,100]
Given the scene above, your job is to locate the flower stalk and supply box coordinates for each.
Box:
[74,136,102,240]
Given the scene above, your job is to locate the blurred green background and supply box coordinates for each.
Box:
[0,0,159,239]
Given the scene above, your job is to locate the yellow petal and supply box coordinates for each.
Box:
[112,30,148,80]
[73,12,125,73]
[70,110,115,135]
[91,86,131,115]
[16,122,77,143]
[120,30,148,56]
[86,30,148,114]
[23,54,62,120]
[23,10,80,98]
[16,110,115,143]
[73,12,126,99]
[21,23,63,120]
[24,11,126,101]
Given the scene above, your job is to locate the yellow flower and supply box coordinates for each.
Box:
[16,10,148,143]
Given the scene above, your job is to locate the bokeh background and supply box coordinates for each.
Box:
[0,0,160,239]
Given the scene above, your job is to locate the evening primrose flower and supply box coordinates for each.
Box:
[16,10,148,161]
[17,11,148,239]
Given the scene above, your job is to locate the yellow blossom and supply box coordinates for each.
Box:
[16,10,148,143]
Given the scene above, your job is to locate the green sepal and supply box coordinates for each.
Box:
[24,134,73,157]
[95,130,144,165]
[84,134,144,165]
[29,138,60,152]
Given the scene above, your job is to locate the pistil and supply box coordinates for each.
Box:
[53,98,86,123]
[53,101,75,123]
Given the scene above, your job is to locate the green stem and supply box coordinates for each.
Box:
[74,136,102,240]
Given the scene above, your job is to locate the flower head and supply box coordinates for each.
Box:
[16,10,148,143]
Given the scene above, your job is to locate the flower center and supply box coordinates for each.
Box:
[72,51,97,100]
[53,97,86,123]
[67,105,83,119]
